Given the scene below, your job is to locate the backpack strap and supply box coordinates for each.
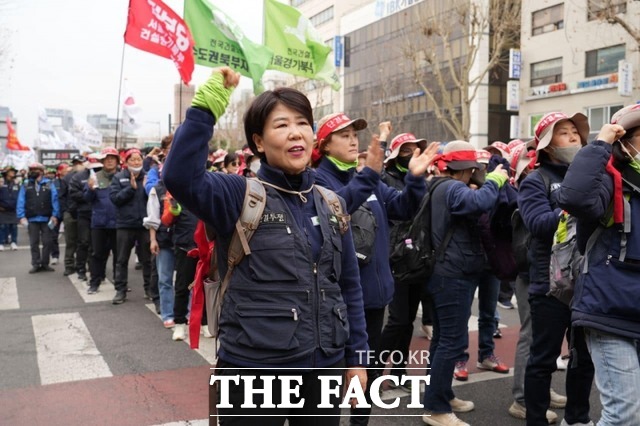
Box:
[208,178,266,338]
[315,185,350,235]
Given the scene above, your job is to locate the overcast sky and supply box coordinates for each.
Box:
[0,0,263,146]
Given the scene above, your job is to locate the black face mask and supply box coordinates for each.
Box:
[28,172,40,180]
[396,155,411,170]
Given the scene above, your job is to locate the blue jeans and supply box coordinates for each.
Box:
[0,223,18,244]
[465,272,499,362]
[585,328,640,426]
[156,247,175,322]
[525,295,594,426]
[423,273,477,413]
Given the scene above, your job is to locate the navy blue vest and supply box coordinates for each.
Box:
[25,180,53,218]
[217,186,349,366]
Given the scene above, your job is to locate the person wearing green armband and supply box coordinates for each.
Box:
[422,141,508,426]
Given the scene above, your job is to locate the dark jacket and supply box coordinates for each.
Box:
[163,106,368,369]
[60,170,78,217]
[430,176,501,278]
[314,157,426,309]
[558,141,640,339]
[69,169,92,219]
[0,179,20,224]
[109,168,148,229]
[172,207,198,251]
[517,158,567,295]
[382,166,411,253]
[83,170,117,229]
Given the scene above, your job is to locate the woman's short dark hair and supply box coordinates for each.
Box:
[161,134,173,150]
[223,152,239,168]
[243,87,313,158]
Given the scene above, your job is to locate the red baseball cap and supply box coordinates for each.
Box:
[384,133,427,163]
[316,113,367,148]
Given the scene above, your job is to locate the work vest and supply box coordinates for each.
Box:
[217,185,349,366]
[25,180,53,218]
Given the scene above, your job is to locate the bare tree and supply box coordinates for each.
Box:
[403,0,520,140]
[587,0,640,46]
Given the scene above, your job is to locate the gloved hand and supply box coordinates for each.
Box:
[485,164,509,188]
[191,67,240,120]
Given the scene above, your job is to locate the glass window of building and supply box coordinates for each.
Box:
[531,58,563,87]
[310,6,334,27]
[532,4,564,36]
[292,0,308,6]
[587,104,623,130]
[587,0,627,21]
[585,44,625,77]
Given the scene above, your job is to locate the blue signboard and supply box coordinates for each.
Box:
[334,36,343,67]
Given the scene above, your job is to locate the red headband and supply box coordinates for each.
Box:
[433,150,477,171]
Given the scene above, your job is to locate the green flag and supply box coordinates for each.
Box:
[184,0,273,93]
[263,0,341,90]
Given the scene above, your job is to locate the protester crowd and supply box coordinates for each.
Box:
[1,66,638,426]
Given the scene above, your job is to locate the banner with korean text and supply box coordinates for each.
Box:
[263,0,341,90]
[124,0,194,84]
[184,0,272,94]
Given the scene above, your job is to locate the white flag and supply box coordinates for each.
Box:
[122,81,142,134]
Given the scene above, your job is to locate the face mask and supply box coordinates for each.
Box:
[552,145,580,164]
[129,166,143,174]
[249,160,261,174]
[396,155,411,170]
[621,142,640,163]
[28,172,40,180]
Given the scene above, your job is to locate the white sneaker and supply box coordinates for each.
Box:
[508,401,558,424]
[422,324,433,340]
[10,242,17,251]
[172,324,186,341]
[556,356,568,370]
[550,388,567,409]
[51,257,58,265]
[449,397,474,413]
[201,325,213,338]
[560,420,594,426]
[422,412,469,426]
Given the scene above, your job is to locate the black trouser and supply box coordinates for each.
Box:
[350,307,385,426]
[174,247,197,324]
[114,228,151,293]
[214,358,345,425]
[28,221,52,267]
[76,216,92,274]
[63,211,77,271]
[51,222,60,258]
[525,295,594,426]
[378,279,428,377]
[89,228,116,288]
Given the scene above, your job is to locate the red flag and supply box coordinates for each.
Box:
[6,117,29,151]
[124,0,194,84]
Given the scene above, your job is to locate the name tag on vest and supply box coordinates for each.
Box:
[261,212,286,224]
[119,178,129,183]
[311,216,320,226]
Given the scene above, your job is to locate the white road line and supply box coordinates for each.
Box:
[152,421,208,426]
[145,304,218,365]
[0,277,19,310]
[68,274,116,303]
[32,312,112,385]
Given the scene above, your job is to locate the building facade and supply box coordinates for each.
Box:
[518,0,639,139]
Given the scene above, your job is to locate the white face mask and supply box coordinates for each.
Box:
[249,160,261,174]
[621,142,640,163]
[129,166,143,174]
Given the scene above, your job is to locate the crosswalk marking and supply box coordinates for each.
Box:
[32,312,112,385]
[0,277,19,310]
[68,274,116,303]
[145,304,218,365]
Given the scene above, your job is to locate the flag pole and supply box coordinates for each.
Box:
[114,42,126,150]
